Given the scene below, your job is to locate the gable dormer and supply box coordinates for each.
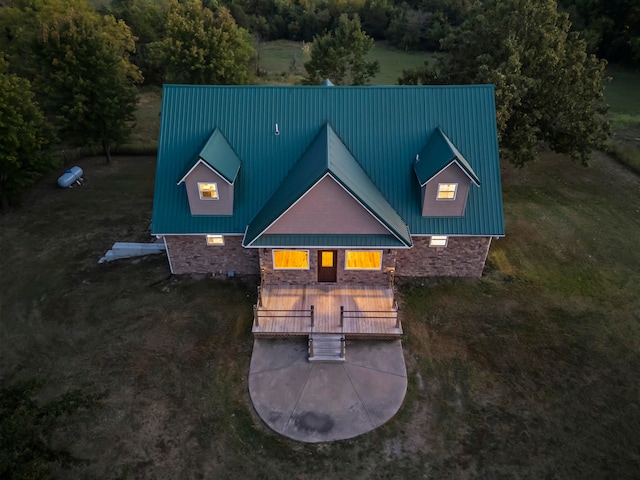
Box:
[414,127,480,217]
[243,123,412,248]
[177,128,240,216]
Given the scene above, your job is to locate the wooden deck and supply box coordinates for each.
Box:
[253,285,402,338]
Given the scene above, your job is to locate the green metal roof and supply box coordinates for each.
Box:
[414,127,480,186]
[152,85,504,238]
[177,128,241,184]
[243,124,412,247]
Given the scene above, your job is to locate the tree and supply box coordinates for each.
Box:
[110,0,169,85]
[0,58,51,210]
[304,14,380,85]
[400,0,610,166]
[1,0,142,163]
[149,0,256,85]
[559,0,640,68]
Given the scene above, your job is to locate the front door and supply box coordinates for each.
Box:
[318,250,337,282]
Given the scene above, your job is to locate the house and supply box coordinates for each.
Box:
[151,84,504,345]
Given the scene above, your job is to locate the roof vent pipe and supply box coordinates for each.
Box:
[275,123,280,136]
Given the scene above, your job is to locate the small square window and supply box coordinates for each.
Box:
[198,182,218,200]
[206,235,224,246]
[321,251,334,267]
[429,236,448,247]
[437,183,457,200]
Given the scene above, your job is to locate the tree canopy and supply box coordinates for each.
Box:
[0,58,50,210]
[400,0,610,166]
[559,0,640,68]
[304,14,380,86]
[149,0,256,85]
[1,0,142,162]
[110,0,169,84]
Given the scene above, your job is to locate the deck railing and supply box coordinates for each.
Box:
[253,304,314,329]
[340,303,400,329]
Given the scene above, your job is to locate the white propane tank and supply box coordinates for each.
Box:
[57,166,83,188]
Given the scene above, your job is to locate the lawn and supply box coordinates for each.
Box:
[605,65,640,128]
[257,39,434,85]
[2,150,640,477]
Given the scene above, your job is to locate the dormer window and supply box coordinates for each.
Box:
[437,183,457,200]
[177,128,240,216]
[198,182,218,200]
[414,128,480,217]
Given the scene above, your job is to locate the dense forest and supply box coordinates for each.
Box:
[105,0,638,77]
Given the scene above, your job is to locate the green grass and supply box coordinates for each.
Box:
[367,41,436,85]
[603,66,640,172]
[257,40,435,85]
[123,88,162,151]
[605,66,640,127]
[258,40,307,77]
[2,144,640,477]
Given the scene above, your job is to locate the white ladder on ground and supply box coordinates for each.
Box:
[308,333,345,362]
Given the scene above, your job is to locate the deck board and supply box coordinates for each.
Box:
[253,285,401,337]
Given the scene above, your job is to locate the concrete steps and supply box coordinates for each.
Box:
[309,333,345,363]
[99,241,166,263]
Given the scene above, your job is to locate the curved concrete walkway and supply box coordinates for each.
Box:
[248,338,407,443]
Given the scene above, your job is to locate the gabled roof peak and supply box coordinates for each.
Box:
[243,123,411,247]
[322,79,335,86]
[177,128,241,185]
[414,127,480,186]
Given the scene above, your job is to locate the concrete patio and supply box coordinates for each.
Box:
[248,338,407,443]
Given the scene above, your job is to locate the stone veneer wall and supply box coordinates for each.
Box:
[395,236,492,277]
[259,249,396,286]
[164,235,259,275]
[165,236,491,279]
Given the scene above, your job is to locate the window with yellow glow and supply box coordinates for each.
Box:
[321,251,334,267]
[198,182,219,200]
[429,236,448,247]
[206,235,224,246]
[345,251,382,270]
[273,250,309,269]
[436,183,457,200]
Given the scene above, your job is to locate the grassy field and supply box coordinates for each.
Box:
[603,65,640,173]
[257,39,434,85]
[605,66,640,128]
[2,149,640,476]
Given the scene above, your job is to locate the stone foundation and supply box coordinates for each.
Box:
[163,235,492,279]
[396,236,491,277]
[164,235,259,275]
